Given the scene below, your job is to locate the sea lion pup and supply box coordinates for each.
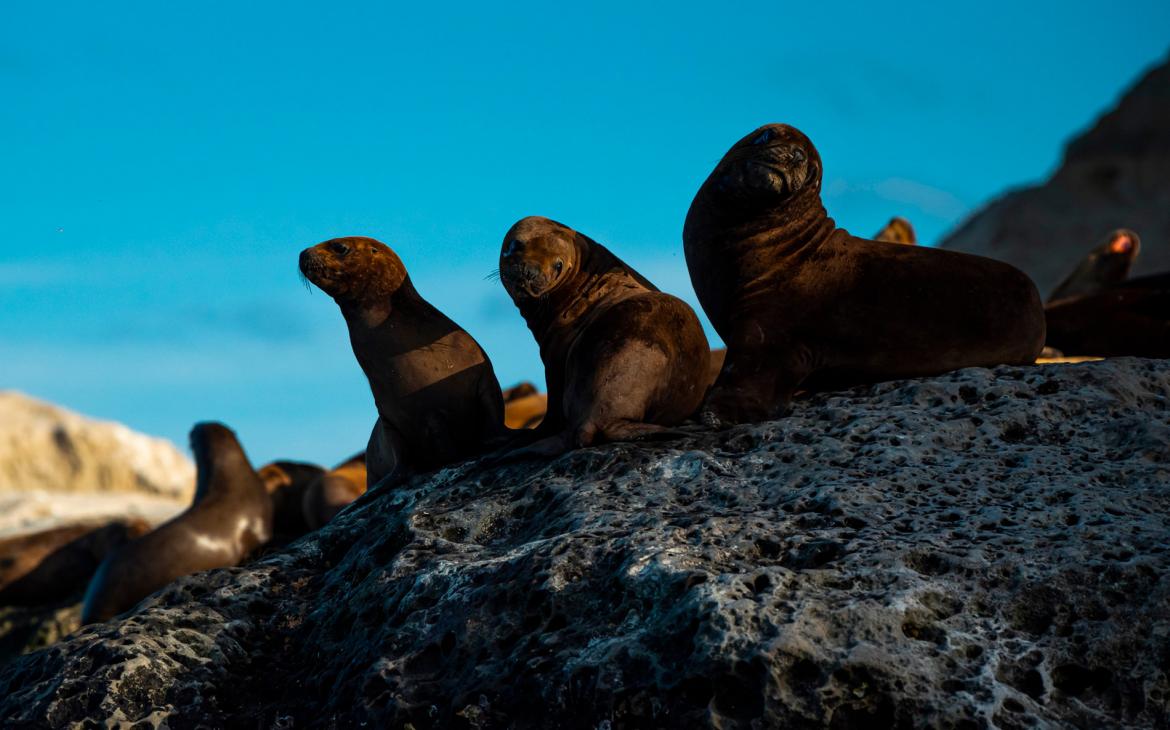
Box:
[0,518,150,607]
[683,123,1046,425]
[301,452,367,530]
[1044,287,1170,358]
[80,423,273,625]
[259,459,326,541]
[299,236,508,487]
[873,216,917,245]
[1048,229,1141,303]
[497,216,710,455]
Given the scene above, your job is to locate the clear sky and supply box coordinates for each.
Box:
[2,2,1167,466]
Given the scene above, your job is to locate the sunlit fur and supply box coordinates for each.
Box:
[299,236,408,312]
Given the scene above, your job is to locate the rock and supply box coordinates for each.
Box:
[0,392,194,522]
[940,56,1170,298]
[1,359,1168,728]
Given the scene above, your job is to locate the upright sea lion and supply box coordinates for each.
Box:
[259,459,326,542]
[301,452,367,530]
[683,123,1046,425]
[80,422,273,624]
[300,237,508,487]
[0,518,150,607]
[873,217,917,245]
[497,216,710,454]
[1047,229,1141,303]
[1045,287,1170,358]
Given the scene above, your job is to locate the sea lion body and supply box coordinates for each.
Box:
[302,452,367,530]
[684,124,1045,424]
[0,518,150,606]
[299,237,507,487]
[1048,229,1140,303]
[259,459,326,541]
[80,423,273,624]
[1045,287,1170,358]
[498,217,709,452]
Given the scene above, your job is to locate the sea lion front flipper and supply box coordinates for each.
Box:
[365,417,407,488]
[592,421,690,443]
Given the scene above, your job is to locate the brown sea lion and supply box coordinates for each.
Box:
[1045,287,1170,358]
[299,237,508,488]
[873,217,917,245]
[683,123,1046,425]
[80,422,273,624]
[497,216,710,455]
[259,459,327,542]
[502,382,539,402]
[504,391,548,429]
[301,452,367,530]
[0,518,150,607]
[1047,229,1141,303]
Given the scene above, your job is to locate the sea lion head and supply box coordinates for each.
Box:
[189,422,249,501]
[1104,229,1140,258]
[702,123,822,217]
[498,217,581,301]
[299,237,408,310]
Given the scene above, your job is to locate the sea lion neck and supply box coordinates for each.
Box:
[193,443,251,503]
[701,188,834,258]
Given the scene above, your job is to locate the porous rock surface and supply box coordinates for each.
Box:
[940,55,1170,297]
[0,391,194,502]
[1,359,1168,729]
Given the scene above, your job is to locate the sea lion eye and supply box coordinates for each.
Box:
[329,241,350,256]
[554,260,564,275]
[504,239,521,258]
[751,129,773,146]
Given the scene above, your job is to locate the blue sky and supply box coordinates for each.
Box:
[2,2,1167,466]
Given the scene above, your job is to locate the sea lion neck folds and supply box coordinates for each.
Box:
[684,123,1046,425]
[500,216,654,345]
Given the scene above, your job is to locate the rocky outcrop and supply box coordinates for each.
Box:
[0,391,194,506]
[940,56,1170,297]
[1,359,1168,728]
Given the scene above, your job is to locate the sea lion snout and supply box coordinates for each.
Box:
[499,218,574,300]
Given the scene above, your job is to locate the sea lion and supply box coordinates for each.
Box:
[299,236,508,487]
[80,422,273,624]
[1048,229,1141,303]
[683,123,1046,425]
[497,216,710,454]
[502,382,539,402]
[259,459,326,542]
[301,452,367,530]
[0,518,150,607]
[503,391,548,430]
[1045,287,1170,358]
[873,217,917,245]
